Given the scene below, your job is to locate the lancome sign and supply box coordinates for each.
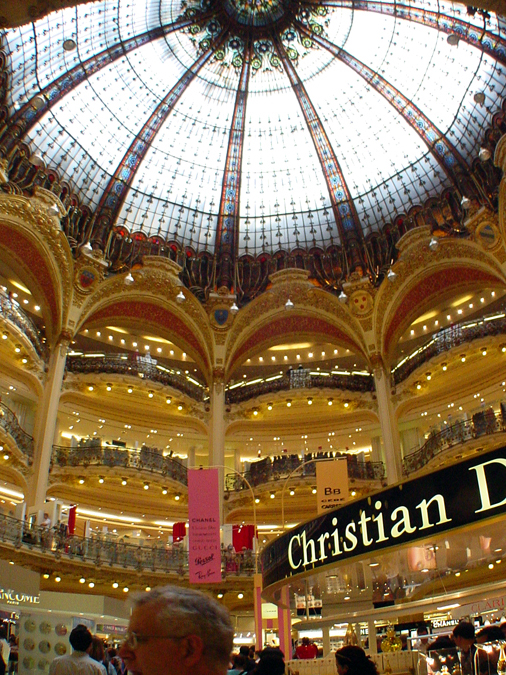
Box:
[261,445,506,588]
[0,588,40,606]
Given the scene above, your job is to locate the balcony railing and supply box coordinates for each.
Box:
[225,453,385,491]
[0,288,46,357]
[65,354,205,402]
[392,310,506,386]
[226,369,374,405]
[402,406,506,476]
[0,402,34,461]
[51,443,188,485]
[0,514,256,577]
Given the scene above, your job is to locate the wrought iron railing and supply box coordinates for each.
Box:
[0,402,34,461]
[51,443,188,485]
[0,288,46,357]
[0,514,256,577]
[391,310,506,386]
[402,407,506,475]
[65,354,206,401]
[225,453,385,491]
[225,370,374,405]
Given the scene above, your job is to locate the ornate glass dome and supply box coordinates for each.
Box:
[2,0,505,295]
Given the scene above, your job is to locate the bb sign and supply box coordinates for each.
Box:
[261,445,506,588]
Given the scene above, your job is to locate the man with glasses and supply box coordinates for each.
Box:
[119,586,233,675]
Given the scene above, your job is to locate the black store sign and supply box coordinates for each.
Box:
[261,445,506,589]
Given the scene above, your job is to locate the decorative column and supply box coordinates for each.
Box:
[277,584,292,660]
[27,331,72,509]
[209,368,226,520]
[371,355,402,485]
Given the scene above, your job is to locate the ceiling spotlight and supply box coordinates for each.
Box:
[307,397,313,405]
[479,147,492,162]
[177,404,183,411]
[31,95,46,111]
[338,290,348,303]
[88,582,95,588]
[112,582,119,589]
[230,302,239,314]
[123,587,129,593]
[121,478,127,486]
[2,331,8,340]
[285,298,294,310]
[429,237,439,251]
[98,476,104,484]
[144,482,150,490]
[55,576,61,583]
[238,593,244,599]
[162,487,168,495]
[106,384,112,391]
[501,345,506,353]
[289,488,295,496]
[166,397,172,404]
[175,493,181,501]
[416,382,422,390]
[47,204,59,217]
[14,345,21,353]
[148,391,154,398]
[387,268,397,282]
[255,497,260,504]
[3,453,9,461]
[270,492,275,499]
[29,151,45,167]
[447,33,460,46]
[328,398,333,406]
[343,401,349,408]
[312,487,317,494]
[127,387,133,393]
[482,348,487,356]
[217,593,224,599]
[461,354,466,362]
[124,271,135,285]
[474,92,486,105]
[63,38,77,51]
[78,477,85,484]
[253,408,258,416]
[461,195,471,210]
[267,403,273,410]
[286,400,292,407]
[442,363,447,371]
[426,373,432,381]
[176,290,186,303]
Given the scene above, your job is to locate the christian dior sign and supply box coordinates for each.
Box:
[261,445,506,588]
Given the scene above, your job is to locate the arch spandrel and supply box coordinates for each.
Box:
[0,195,74,344]
[378,243,506,364]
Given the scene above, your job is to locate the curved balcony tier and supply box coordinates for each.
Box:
[402,406,506,475]
[392,308,506,386]
[0,401,34,462]
[66,354,206,402]
[0,288,47,358]
[51,443,188,486]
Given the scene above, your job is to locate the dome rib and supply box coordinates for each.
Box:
[312,0,506,66]
[272,32,366,273]
[216,36,253,290]
[92,26,230,245]
[298,22,470,188]
[0,12,203,154]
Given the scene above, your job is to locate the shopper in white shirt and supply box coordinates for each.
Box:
[49,625,106,675]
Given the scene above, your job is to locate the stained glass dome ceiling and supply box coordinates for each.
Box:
[3,0,506,258]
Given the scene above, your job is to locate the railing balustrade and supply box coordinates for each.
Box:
[0,288,46,357]
[51,443,188,485]
[66,354,205,401]
[0,514,256,577]
[225,453,385,491]
[402,406,506,475]
[0,402,34,461]
[392,310,506,386]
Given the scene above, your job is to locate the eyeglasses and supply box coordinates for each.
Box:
[123,632,188,650]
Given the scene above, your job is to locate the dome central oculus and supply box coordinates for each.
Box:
[223,0,286,26]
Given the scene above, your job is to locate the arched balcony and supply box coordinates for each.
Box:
[0,287,47,358]
[0,401,34,462]
[66,354,206,401]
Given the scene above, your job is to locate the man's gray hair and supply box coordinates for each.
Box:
[132,586,233,670]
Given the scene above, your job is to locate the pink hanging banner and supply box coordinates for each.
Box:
[188,468,222,584]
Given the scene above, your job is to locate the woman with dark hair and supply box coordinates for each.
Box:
[253,647,285,675]
[335,646,378,675]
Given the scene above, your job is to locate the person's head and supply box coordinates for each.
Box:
[335,646,379,675]
[118,585,233,675]
[452,622,475,652]
[232,655,247,670]
[301,637,310,645]
[255,648,284,675]
[69,625,93,652]
[44,513,49,519]
[427,635,454,652]
[90,637,105,662]
[476,626,504,643]
[239,646,250,658]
